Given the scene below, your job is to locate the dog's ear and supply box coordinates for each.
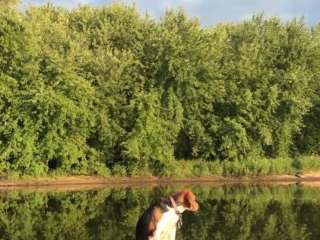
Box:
[182,190,199,212]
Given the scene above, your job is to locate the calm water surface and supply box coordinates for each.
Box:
[0,184,319,240]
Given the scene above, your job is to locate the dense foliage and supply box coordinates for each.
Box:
[1,185,320,239]
[0,3,319,176]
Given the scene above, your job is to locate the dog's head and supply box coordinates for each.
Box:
[174,189,199,212]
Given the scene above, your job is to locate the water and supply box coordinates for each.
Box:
[0,183,319,240]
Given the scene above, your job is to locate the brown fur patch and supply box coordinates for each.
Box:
[147,206,163,236]
[173,189,199,211]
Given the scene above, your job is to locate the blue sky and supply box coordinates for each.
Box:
[21,0,320,26]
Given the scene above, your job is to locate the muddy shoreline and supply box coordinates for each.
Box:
[1,172,320,188]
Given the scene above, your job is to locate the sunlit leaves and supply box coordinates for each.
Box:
[0,5,319,176]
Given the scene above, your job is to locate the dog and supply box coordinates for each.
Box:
[135,189,199,240]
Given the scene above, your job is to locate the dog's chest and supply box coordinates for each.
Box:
[154,208,180,239]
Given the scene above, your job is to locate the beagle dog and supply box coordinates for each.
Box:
[135,189,199,240]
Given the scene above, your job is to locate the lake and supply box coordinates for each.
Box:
[0,183,319,240]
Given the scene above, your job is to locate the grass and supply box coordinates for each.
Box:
[1,155,320,180]
[153,155,320,178]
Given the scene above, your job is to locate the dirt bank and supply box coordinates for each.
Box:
[1,172,320,188]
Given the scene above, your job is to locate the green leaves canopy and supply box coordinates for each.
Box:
[0,5,319,176]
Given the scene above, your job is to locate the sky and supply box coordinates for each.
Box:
[21,0,320,26]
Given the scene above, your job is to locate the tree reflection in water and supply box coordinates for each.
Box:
[0,185,319,240]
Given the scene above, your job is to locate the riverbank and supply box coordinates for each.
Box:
[1,172,320,188]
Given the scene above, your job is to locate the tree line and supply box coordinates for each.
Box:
[0,3,320,176]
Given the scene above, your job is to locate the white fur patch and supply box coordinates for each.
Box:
[152,206,186,240]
